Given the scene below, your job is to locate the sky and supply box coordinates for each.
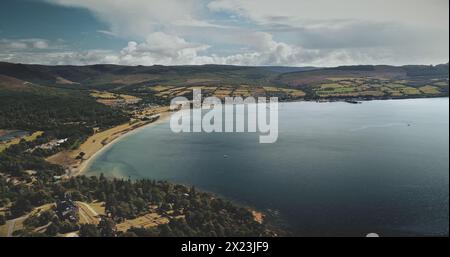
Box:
[0,0,448,66]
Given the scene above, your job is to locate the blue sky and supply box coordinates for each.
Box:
[0,0,448,66]
[0,0,128,50]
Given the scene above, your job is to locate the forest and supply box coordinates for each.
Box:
[0,86,129,180]
[0,175,275,237]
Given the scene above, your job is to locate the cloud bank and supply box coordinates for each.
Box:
[1,0,448,66]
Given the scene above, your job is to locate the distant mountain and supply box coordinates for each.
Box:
[0,62,448,90]
[276,64,449,87]
[259,66,318,73]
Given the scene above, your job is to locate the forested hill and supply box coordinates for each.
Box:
[0,61,448,89]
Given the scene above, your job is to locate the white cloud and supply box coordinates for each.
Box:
[0,33,395,66]
[118,32,211,65]
[32,40,49,49]
[3,0,449,66]
[45,0,219,38]
[97,30,118,37]
[0,39,53,51]
[207,0,449,55]
[9,42,28,50]
[208,0,449,28]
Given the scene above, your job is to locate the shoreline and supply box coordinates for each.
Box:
[44,97,448,235]
[78,111,173,176]
[47,96,449,178]
[46,111,173,178]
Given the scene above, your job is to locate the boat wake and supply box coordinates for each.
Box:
[350,122,411,132]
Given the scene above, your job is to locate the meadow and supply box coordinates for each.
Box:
[312,77,448,98]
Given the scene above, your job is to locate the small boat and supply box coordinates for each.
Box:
[345,100,362,104]
[223,155,229,158]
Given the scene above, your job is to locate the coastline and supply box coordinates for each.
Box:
[45,109,271,228]
[47,96,449,178]
[46,110,173,178]
[78,111,173,176]
[43,97,448,236]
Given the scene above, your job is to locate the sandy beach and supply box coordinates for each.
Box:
[46,110,172,177]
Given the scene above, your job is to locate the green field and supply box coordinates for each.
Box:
[309,76,448,98]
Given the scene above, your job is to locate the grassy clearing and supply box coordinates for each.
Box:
[263,86,280,92]
[88,202,106,216]
[150,86,174,92]
[386,83,407,89]
[119,94,141,102]
[358,91,385,97]
[401,87,422,95]
[0,223,8,237]
[433,81,449,87]
[116,212,170,232]
[190,86,217,91]
[309,77,443,98]
[261,87,306,98]
[233,89,251,97]
[167,87,187,92]
[381,87,403,96]
[149,85,307,99]
[176,90,193,96]
[0,131,44,153]
[214,88,234,98]
[327,77,356,82]
[320,83,343,89]
[280,88,306,97]
[91,90,141,106]
[76,201,104,225]
[419,85,441,94]
[90,91,117,99]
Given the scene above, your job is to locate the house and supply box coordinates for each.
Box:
[56,198,79,222]
[56,138,68,144]
[26,138,69,153]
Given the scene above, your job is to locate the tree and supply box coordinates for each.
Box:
[10,198,32,217]
[59,221,79,234]
[128,227,159,237]
[120,231,138,237]
[159,224,174,237]
[76,152,86,160]
[79,224,101,237]
[30,190,52,206]
[70,191,83,201]
[99,218,116,237]
[45,222,59,236]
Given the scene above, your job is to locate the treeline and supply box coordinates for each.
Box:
[405,63,449,77]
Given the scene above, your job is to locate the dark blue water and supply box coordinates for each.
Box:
[86,98,449,236]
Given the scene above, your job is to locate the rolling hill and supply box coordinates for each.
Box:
[0,62,448,101]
